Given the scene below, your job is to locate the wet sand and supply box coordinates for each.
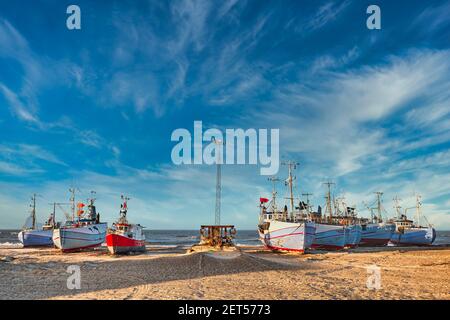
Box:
[0,245,449,300]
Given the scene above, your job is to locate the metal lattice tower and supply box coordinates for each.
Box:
[213,138,223,225]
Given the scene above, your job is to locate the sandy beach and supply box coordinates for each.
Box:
[0,245,449,300]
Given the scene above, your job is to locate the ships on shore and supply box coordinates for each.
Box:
[52,190,107,252]
[257,162,436,252]
[106,196,146,254]
[18,194,55,247]
[258,162,315,253]
[359,192,395,247]
[389,195,436,246]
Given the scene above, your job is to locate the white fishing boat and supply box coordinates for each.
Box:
[52,190,107,252]
[18,194,55,247]
[389,195,436,246]
[258,162,315,253]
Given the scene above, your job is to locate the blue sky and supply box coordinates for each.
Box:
[0,0,449,229]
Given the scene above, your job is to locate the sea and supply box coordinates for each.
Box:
[0,229,262,249]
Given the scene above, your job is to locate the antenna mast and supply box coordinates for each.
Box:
[213,137,223,225]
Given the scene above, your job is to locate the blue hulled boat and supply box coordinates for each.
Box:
[389,195,436,246]
[360,192,396,246]
[18,194,55,247]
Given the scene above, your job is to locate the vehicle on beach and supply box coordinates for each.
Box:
[18,194,55,247]
[52,190,107,252]
[106,196,146,254]
[389,195,436,246]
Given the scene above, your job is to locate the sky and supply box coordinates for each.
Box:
[0,0,449,230]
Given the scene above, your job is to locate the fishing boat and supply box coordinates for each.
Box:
[309,183,346,251]
[258,162,316,253]
[52,190,107,252]
[18,194,55,247]
[106,196,146,254]
[359,192,395,246]
[389,195,436,246]
[344,224,362,248]
[333,198,362,248]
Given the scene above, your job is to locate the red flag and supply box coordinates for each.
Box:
[77,203,85,208]
[260,197,269,203]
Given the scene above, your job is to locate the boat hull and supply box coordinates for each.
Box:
[311,223,345,250]
[390,227,436,246]
[344,224,362,248]
[258,220,316,253]
[52,223,107,252]
[18,229,53,247]
[360,223,395,247]
[106,233,146,254]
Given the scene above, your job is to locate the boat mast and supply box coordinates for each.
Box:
[69,188,76,221]
[374,191,383,222]
[30,193,37,230]
[268,176,280,214]
[302,193,312,216]
[324,182,335,221]
[120,194,130,220]
[284,161,298,221]
[51,202,56,226]
[415,194,422,226]
[393,196,402,219]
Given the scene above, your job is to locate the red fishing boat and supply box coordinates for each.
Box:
[106,196,146,254]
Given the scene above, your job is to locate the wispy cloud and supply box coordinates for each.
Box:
[0,160,43,176]
[292,0,351,33]
[413,1,450,34]
[0,144,66,166]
